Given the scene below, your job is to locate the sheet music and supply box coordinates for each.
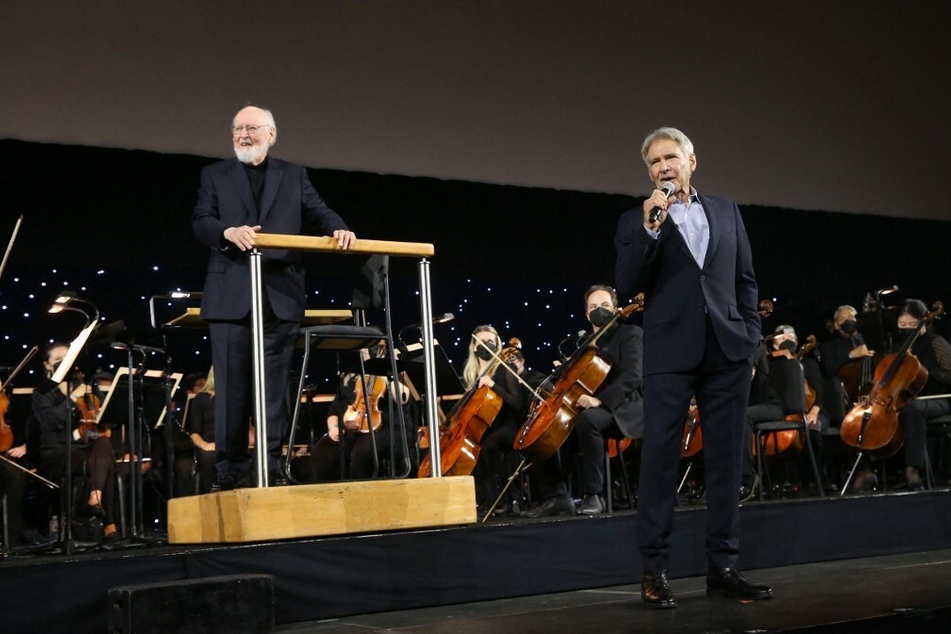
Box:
[50,320,97,384]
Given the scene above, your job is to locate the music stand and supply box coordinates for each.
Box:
[97,367,181,539]
[399,340,464,399]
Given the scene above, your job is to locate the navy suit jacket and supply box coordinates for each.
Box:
[192,157,349,322]
[614,193,760,375]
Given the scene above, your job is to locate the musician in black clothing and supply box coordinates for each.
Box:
[820,305,879,491]
[32,343,118,540]
[894,299,951,490]
[184,368,217,494]
[473,347,548,515]
[573,285,644,515]
[740,344,783,500]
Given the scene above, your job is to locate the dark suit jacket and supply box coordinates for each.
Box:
[192,157,349,322]
[614,193,760,375]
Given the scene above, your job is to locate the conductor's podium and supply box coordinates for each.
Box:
[167,476,476,544]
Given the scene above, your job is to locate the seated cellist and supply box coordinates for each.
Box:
[893,299,951,490]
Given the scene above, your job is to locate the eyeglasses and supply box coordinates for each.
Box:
[231,124,271,135]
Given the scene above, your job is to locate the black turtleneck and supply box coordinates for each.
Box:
[242,156,269,213]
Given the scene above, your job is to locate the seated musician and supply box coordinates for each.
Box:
[31,343,118,541]
[765,325,827,495]
[296,343,412,482]
[819,305,878,492]
[573,284,644,515]
[184,368,217,494]
[472,338,549,516]
[894,299,951,490]
[740,344,783,501]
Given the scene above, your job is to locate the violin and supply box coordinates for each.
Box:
[418,338,521,478]
[840,301,944,458]
[72,370,109,441]
[342,374,387,432]
[680,397,702,458]
[513,295,644,464]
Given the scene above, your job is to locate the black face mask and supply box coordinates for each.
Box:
[475,341,497,361]
[897,327,919,339]
[589,306,615,328]
[840,319,858,335]
[777,340,796,352]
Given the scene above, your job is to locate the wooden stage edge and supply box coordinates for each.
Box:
[167,475,477,543]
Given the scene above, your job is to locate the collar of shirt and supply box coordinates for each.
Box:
[667,188,708,267]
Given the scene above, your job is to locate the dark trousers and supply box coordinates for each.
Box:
[208,317,298,478]
[41,437,117,525]
[901,397,951,470]
[636,323,751,573]
[574,406,623,496]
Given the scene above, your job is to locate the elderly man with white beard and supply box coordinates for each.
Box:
[192,105,356,491]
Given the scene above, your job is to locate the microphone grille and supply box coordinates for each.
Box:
[661,181,676,196]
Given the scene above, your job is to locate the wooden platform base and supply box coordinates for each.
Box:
[167,476,476,544]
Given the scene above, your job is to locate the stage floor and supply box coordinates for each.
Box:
[3,488,951,633]
[276,549,951,633]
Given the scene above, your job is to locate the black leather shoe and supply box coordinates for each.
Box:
[521,496,576,518]
[641,570,677,608]
[706,567,773,600]
[577,493,605,515]
[210,474,237,492]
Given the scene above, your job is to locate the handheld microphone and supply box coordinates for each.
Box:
[648,182,676,224]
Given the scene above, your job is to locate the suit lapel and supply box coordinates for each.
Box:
[259,159,285,224]
[700,194,720,269]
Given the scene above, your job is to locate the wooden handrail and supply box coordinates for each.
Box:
[254,233,434,258]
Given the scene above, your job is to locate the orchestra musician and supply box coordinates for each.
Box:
[819,305,879,492]
[192,105,357,491]
[765,324,827,495]
[32,343,118,541]
[462,325,526,514]
[572,284,644,516]
[615,127,772,607]
[741,344,783,501]
[184,368,217,494]
[893,299,951,490]
[294,344,411,482]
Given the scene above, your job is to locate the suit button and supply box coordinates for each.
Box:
[700,274,706,282]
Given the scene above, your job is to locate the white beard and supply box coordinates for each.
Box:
[234,144,268,165]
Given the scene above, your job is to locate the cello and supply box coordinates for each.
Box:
[513,295,644,465]
[418,338,522,478]
[840,301,944,457]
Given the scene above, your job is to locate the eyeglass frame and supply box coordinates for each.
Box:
[231,124,272,135]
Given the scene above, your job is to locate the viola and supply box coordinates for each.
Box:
[418,338,521,478]
[513,296,644,465]
[74,375,109,441]
[0,389,12,454]
[680,398,702,458]
[0,347,39,452]
[342,374,387,432]
[840,301,944,458]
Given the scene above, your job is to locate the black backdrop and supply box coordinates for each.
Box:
[1,138,949,391]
